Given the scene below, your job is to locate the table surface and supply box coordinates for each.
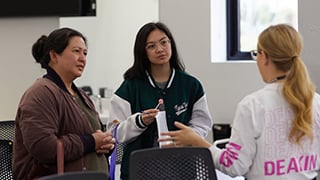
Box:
[216,170,245,180]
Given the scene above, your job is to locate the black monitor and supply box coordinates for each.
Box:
[0,0,96,17]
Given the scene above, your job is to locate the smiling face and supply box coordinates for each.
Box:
[145,29,172,67]
[49,36,87,83]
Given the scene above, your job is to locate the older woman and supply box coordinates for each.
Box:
[13,28,115,180]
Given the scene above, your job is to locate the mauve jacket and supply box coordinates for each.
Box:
[13,68,109,180]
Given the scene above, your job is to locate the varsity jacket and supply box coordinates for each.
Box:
[108,68,213,179]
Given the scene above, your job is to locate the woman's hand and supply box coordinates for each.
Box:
[158,121,211,148]
[140,108,159,125]
[92,130,115,154]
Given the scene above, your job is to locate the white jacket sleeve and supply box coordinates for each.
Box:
[107,94,147,143]
[211,96,262,177]
[189,94,213,137]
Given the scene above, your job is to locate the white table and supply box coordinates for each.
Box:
[216,170,245,180]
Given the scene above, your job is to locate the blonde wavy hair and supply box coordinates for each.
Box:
[258,24,315,144]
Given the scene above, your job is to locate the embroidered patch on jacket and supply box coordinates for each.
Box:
[174,102,188,116]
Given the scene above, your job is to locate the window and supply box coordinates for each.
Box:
[226,0,298,61]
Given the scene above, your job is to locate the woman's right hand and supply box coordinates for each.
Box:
[140,108,159,125]
[92,130,115,154]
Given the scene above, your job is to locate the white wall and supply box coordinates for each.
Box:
[0,17,58,120]
[60,0,159,95]
[0,0,158,120]
[298,1,320,88]
[159,0,263,125]
[158,0,320,125]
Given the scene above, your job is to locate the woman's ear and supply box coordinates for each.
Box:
[49,50,58,64]
[260,51,269,65]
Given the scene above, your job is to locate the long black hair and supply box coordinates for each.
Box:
[124,22,185,80]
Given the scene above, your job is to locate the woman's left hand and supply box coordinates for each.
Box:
[158,121,211,148]
[95,130,115,154]
[158,121,196,147]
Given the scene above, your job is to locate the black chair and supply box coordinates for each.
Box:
[0,120,15,141]
[0,120,15,180]
[80,86,93,96]
[116,143,124,164]
[37,171,109,180]
[212,123,231,149]
[129,147,217,180]
[0,139,13,180]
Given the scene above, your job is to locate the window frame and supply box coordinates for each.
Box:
[226,0,252,61]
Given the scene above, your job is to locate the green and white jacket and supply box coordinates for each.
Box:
[108,68,212,179]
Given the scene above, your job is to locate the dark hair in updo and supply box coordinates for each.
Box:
[32,27,87,69]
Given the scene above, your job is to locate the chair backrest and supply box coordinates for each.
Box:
[0,120,15,180]
[80,86,93,96]
[116,143,124,164]
[129,147,217,180]
[0,139,13,180]
[37,171,109,180]
[0,120,15,141]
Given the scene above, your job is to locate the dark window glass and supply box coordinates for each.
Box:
[226,0,298,61]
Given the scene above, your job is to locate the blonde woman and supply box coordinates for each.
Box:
[160,24,320,180]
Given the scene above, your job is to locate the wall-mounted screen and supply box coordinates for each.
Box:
[0,0,96,17]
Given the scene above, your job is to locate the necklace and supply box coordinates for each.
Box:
[269,75,286,83]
